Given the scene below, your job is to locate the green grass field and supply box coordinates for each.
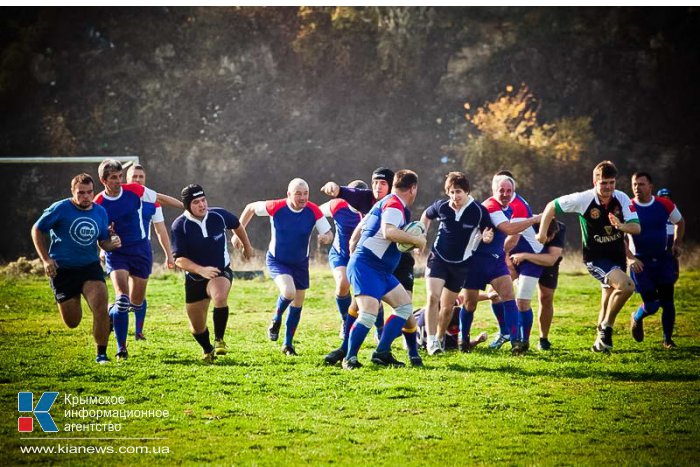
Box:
[1,268,699,465]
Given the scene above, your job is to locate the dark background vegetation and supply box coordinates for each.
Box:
[1,6,697,262]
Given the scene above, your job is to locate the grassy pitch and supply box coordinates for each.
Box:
[1,269,699,465]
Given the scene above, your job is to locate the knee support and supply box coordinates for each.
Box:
[516,276,539,301]
[394,303,413,320]
[356,311,377,329]
[116,294,130,312]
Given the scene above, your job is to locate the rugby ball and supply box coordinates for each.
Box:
[397,220,425,253]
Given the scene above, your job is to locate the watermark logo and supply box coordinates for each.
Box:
[18,392,59,433]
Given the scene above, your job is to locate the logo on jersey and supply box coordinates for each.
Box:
[604,226,613,235]
[69,217,99,246]
[590,208,600,219]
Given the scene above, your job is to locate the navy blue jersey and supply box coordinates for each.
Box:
[34,199,110,268]
[171,208,240,272]
[424,197,493,263]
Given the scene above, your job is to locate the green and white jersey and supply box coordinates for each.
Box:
[555,188,639,265]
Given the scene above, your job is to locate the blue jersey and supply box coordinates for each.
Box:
[354,194,409,273]
[477,197,512,256]
[94,183,158,247]
[321,198,362,259]
[424,197,493,263]
[34,199,109,268]
[631,196,682,259]
[171,208,240,272]
[257,199,331,265]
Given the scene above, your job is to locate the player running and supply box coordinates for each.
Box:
[171,184,254,361]
[538,160,640,353]
[236,178,333,356]
[628,172,685,349]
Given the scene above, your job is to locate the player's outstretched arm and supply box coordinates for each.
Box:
[320,182,340,198]
[536,202,556,245]
[156,193,184,210]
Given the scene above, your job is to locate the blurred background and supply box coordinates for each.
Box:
[1,6,697,263]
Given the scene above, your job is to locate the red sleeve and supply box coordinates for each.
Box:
[482,197,501,213]
[655,196,676,214]
[306,201,324,220]
[94,193,104,205]
[122,183,145,197]
[266,199,287,216]
[330,198,349,216]
[382,196,404,212]
[155,202,161,208]
[509,198,530,218]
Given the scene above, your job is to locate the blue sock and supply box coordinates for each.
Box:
[503,300,518,342]
[519,309,534,342]
[634,300,660,322]
[110,294,130,352]
[335,295,351,322]
[284,306,302,347]
[660,300,675,342]
[491,302,507,335]
[376,314,407,353]
[402,329,419,358]
[341,313,358,353]
[459,306,474,343]
[375,305,385,339]
[133,299,147,335]
[347,319,371,359]
[274,296,292,322]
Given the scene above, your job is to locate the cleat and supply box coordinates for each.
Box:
[489,333,510,349]
[95,354,110,364]
[512,340,530,356]
[201,349,217,363]
[135,332,147,341]
[116,350,129,361]
[282,345,297,356]
[537,338,552,351]
[459,340,471,353]
[409,355,424,367]
[630,312,644,342]
[267,319,281,341]
[371,350,406,368]
[342,356,363,370]
[663,339,677,350]
[214,339,228,355]
[427,339,444,356]
[591,325,613,353]
[324,348,345,365]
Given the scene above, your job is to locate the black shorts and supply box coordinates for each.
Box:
[185,267,233,303]
[50,262,105,303]
[393,252,415,293]
[538,263,560,290]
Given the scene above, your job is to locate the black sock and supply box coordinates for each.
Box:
[193,328,214,353]
[97,345,107,355]
[213,307,229,341]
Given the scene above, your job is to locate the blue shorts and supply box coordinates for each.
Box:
[266,253,309,290]
[426,252,468,293]
[514,260,543,280]
[585,258,625,286]
[462,252,510,291]
[105,241,153,279]
[328,248,349,269]
[631,255,676,294]
[348,255,400,301]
